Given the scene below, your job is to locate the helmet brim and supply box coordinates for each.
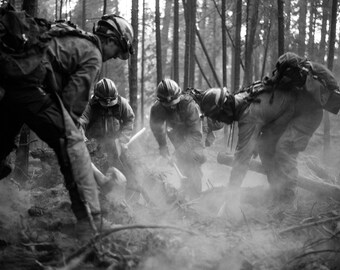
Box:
[160,96,181,107]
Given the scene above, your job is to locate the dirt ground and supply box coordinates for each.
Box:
[0,125,340,270]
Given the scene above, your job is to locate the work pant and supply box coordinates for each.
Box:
[258,91,323,200]
[0,87,101,220]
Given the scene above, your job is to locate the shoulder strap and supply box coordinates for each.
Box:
[47,21,101,51]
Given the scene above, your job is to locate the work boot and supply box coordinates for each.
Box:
[75,216,118,243]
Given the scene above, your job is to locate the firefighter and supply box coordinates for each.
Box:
[79,78,136,196]
[198,84,323,216]
[0,14,134,238]
[150,79,206,199]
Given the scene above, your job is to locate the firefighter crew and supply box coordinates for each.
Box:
[150,79,206,199]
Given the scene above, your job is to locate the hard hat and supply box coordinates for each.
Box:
[94,78,118,107]
[156,79,182,106]
[94,14,134,60]
[200,88,228,117]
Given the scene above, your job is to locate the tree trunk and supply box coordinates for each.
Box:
[195,28,221,88]
[197,0,208,88]
[81,0,86,29]
[243,0,260,86]
[277,0,284,56]
[323,0,338,162]
[297,0,307,57]
[232,0,242,93]
[284,0,291,51]
[221,0,227,87]
[155,0,163,83]
[103,0,107,15]
[173,0,179,83]
[59,0,63,20]
[129,0,138,118]
[318,0,329,63]
[140,0,146,127]
[161,0,172,76]
[307,0,316,58]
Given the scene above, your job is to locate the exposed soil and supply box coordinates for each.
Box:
[0,127,340,270]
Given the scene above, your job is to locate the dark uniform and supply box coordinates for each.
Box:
[79,95,135,177]
[150,94,206,197]
[230,88,323,201]
[0,33,102,220]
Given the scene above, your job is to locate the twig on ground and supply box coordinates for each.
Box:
[64,224,197,266]
[279,215,340,235]
[287,249,340,265]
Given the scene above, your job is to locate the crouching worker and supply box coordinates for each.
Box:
[197,75,323,219]
[150,79,206,199]
[0,6,135,241]
[79,78,139,200]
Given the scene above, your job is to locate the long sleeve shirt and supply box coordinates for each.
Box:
[79,96,135,144]
[150,95,203,151]
[229,89,296,187]
[44,35,102,120]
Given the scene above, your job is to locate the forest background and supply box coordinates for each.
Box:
[3,0,340,174]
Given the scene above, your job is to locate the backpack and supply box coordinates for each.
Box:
[305,62,340,114]
[0,3,51,83]
[266,52,340,114]
[0,3,100,97]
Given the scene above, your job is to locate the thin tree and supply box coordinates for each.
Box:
[155,0,162,83]
[173,0,179,83]
[129,0,138,118]
[161,0,172,76]
[232,0,242,93]
[81,0,86,29]
[307,0,316,58]
[140,0,146,126]
[243,0,260,86]
[277,0,284,56]
[318,0,330,63]
[323,0,338,161]
[59,0,63,20]
[297,0,307,57]
[103,0,107,15]
[221,0,227,87]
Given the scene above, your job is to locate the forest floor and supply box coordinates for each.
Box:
[0,125,340,270]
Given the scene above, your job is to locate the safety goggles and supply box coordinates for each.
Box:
[157,96,180,107]
[94,95,118,106]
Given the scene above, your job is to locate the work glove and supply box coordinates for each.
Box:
[159,145,170,159]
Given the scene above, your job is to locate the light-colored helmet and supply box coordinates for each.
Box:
[94,78,118,107]
[156,79,181,106]
[94,14,134,60]
[200,88,227,117]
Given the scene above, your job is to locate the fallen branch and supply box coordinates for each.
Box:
[287,249,340,265]
[279,215,340,235]
[217,152,340,200]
